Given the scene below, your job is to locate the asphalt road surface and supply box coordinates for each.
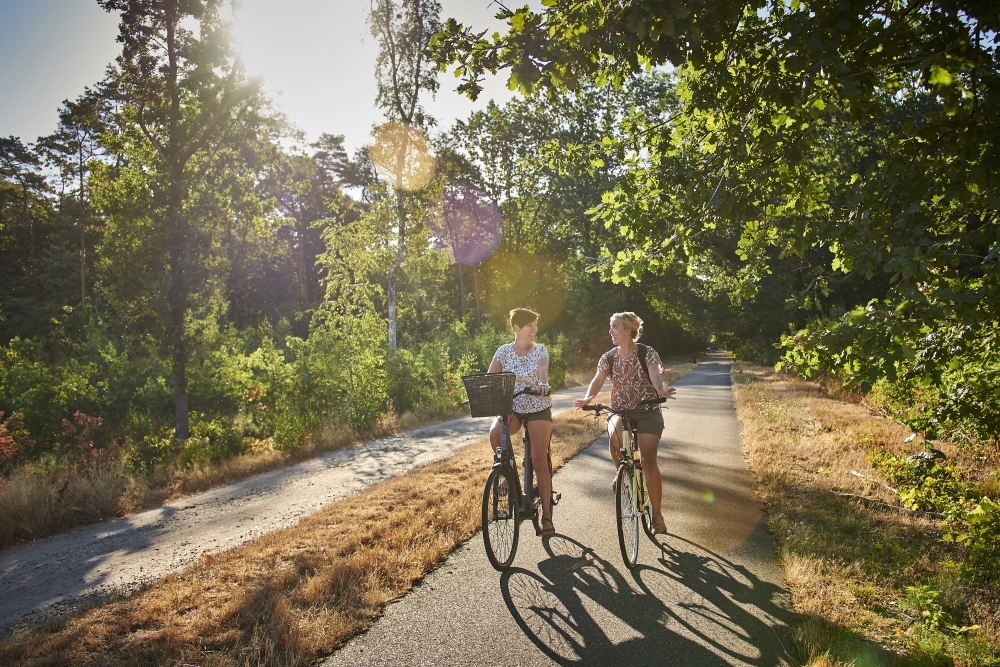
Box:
[0,389,583,638]
[322,353,795,666]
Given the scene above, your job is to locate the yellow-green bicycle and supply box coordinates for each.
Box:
[584,396,666,568]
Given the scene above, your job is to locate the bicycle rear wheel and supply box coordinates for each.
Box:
[616,464,640,568]
[483,466,519,571]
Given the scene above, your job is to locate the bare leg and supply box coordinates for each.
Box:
[489,414,523,455]
[527,418,554,531]
[637,432,666,530]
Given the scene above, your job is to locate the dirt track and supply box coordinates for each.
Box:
[0,391,581,639]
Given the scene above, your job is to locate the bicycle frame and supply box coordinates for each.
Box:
[494,416,530,515]
[584,396,665,567]
[617,420,650,527]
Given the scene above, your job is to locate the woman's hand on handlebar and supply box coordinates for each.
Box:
[574,396,594,409]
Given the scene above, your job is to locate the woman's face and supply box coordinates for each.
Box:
[609,318,632,345]
[513,319,538,341]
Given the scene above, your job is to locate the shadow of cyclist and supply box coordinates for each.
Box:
[500,533,795,667]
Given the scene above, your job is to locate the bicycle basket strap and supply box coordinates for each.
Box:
[461,372,516,418]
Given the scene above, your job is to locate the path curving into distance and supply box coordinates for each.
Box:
[0,390,583,638]
[321,352,796,666]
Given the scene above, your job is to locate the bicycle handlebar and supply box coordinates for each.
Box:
[582,396,666,416]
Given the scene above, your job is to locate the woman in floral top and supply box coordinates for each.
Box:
[488,308,555,537]
[575,312,677,533]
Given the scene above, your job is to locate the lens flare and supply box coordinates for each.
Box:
[369,121,437,191]
[429,185,502,265]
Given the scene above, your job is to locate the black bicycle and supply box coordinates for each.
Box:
[583,396,666,568]
[462,372,560,571]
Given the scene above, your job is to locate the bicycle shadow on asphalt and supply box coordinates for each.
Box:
[500,534,796,667]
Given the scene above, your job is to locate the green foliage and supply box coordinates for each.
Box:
[869,449,971,513]
[0,337,100,455]
[872,448,1000,581]
[942,497,1000,581]
[433,0,1000,450]
[176,414,245,470]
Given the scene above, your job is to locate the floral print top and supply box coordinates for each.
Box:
[597,345,663,411]
[491,343,552,414]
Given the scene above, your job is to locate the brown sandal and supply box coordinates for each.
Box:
[537,517,555,537]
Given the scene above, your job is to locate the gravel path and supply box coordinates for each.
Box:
[0,390,582,638]
[321,353,795,666]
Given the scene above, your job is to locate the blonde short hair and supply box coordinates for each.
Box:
[611,312,643,341]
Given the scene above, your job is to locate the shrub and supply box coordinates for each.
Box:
[176,415,245,469]
[0,411,31,472]
[869,448,972,513]
[943,497,1000,581]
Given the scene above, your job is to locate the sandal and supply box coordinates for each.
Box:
[652,517,668,535]
[537,517,555,538]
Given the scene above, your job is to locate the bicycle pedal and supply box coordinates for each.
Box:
[552,491,561,506]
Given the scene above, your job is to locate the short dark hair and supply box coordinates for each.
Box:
[509,308,539,329]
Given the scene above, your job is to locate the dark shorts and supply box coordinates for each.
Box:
[625,408,664,437]
[514,407,552,423]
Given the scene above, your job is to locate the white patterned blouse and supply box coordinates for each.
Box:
[490,343,552,415]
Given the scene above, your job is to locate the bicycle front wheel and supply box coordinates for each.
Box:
[616,464,640,568]
[483,466,520,571]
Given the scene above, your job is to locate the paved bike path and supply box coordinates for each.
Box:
[0,390,583,638]
[321,353,796,666]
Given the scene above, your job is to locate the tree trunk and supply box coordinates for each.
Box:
[167,177,190,440]
[79,143,87,305]
[458,263,466,318]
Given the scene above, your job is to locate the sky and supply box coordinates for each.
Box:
[0,0,528,154]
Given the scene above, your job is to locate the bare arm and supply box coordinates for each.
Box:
[537,355,550,396]
[487,359,502,373]
[574,369,609,408]
[649,363,677,400]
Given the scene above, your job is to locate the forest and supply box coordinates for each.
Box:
[0,0,997,568]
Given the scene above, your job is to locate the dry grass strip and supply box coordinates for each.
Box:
[733,363,1000,666]
[0,387,667,666]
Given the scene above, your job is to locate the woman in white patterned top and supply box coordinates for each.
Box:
[575,312,676,533]
[487,308,555,537]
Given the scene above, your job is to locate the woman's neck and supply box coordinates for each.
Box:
[618,339,637,356]
[513,336,533,354]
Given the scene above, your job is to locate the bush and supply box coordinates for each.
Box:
[943,497,1000,581]
[176,415,245,469]
[869,448,971,513]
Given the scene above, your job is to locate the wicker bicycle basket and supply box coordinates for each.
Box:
[461,372,516,418]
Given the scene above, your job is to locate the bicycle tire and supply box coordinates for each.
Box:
[483,466,519,571]
[616,464,640,568]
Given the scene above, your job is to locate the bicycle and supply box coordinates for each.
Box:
[462,372,561,571]
[583,396,667,568]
